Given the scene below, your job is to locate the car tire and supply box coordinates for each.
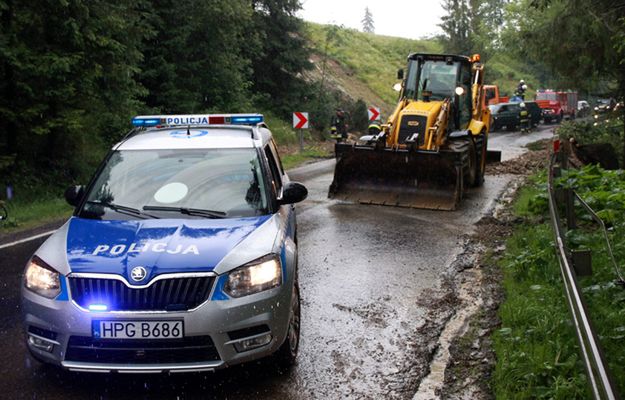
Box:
[275,281,300,368]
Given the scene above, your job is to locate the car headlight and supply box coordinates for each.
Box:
[594,107,599,111]
[224,255,282,298]
[24,256,61,299]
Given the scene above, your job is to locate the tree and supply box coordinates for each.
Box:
[439,0,508,59]
[504,0,625,165]
[439,0,472,54]
[362,7,374,33]
[0,0,149,181]
[138,0,255,114]
[248,0,313,117]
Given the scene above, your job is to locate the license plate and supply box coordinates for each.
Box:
[93,320,184,340]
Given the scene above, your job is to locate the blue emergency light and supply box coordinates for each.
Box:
[132,114,264,128]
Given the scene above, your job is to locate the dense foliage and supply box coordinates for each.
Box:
[0,0,313,193]
[495,164,625,397]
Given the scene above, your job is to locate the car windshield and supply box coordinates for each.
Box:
[79,148,269,220]
[405,59,459,101]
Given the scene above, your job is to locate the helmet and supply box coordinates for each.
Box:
[520,79,525,84]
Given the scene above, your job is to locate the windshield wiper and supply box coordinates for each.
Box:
[86,200,158,219]
[142,205,227,219]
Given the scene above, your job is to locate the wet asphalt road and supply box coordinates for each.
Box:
[0,126,554,399]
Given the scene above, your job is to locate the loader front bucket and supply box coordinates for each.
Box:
[328,145,464,211]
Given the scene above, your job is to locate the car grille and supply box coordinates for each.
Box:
[69,275,215,311]
[64,335,220,364]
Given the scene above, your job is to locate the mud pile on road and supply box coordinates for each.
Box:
[487,139,550,175]
[435,140,551,399]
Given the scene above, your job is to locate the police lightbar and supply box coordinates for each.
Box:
[131,114,264,127]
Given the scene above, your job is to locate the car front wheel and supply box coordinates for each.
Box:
[275,282,300,368]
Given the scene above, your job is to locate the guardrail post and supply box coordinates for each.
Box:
[559,143,577,229]
[572,249,593,276]
[548,152,619,399]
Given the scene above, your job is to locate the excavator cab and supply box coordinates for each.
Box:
[329,53,495,210]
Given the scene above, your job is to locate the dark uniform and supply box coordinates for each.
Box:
[330,109,348,142]
[515,80,527,100]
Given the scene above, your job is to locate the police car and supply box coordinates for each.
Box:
[22,114,307,373]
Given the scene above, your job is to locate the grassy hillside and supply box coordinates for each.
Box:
[487,53,541,100]
[303,23,540,112]
[304,23,442,113]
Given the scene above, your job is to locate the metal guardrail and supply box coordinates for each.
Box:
[547,147,619,400]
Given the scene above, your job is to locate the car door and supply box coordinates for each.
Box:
[264,139,296,242]
[508,105,520,128]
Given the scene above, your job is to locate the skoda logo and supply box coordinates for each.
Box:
[130,266,147,282]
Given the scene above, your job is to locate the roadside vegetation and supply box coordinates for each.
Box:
[493,117,625,397]
[493,178,590,398]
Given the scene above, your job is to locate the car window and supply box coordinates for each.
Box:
[268,139,285,178]
[80,148,269,220]
[264,144,283,197]
[499,105,508,112]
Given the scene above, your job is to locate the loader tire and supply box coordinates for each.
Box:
[474,133,486,187]
[449,137,476,188]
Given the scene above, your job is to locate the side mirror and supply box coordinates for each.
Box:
[65,185,84,207]
[397,69,404,80]
[279,182,308,205]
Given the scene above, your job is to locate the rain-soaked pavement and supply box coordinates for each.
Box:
[0,126,554,399]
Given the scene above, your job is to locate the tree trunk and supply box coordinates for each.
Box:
[621,76,625,169]
[1,0,17,156]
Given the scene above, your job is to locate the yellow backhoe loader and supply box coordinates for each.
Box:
[328,53,501,210]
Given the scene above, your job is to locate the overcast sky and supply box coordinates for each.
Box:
[297,0,444,40]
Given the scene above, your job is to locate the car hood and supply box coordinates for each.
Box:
[64,216,271,284]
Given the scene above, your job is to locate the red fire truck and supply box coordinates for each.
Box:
[535,89,578,123]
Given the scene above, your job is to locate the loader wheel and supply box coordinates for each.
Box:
[467,138,477,187]
[449,137,476,188]
[474,133,486,187]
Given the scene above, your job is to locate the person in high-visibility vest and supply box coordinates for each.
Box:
[519,102,531,133]
[368,120,382,136]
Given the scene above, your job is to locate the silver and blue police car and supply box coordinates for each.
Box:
[22,114,307,373]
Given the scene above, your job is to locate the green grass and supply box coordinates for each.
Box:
[493,179,591,398]
[494,164,625,397]
[486,53,541,99]
[305,23,442,106]
[281,146,332,170]
[304,23,542,107]
[1,197,72,234]
[262,111,299,146]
